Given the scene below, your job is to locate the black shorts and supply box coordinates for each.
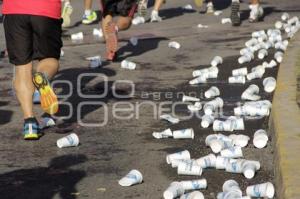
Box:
[3,14,62,66]
[101,0,138,18]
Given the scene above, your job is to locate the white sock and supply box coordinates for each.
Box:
[232,0,240,3]
[85,10,92,16]
[152,10,158,15]
[64,1,71,6]
[207,2,213,7]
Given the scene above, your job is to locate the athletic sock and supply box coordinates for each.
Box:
[232,0,240,3]
[84,9,92,16]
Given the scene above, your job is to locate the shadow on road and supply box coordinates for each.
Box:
[159,7,196,21]
[117,37,168,60]
[0,101,13,125]
[0,154,87,199]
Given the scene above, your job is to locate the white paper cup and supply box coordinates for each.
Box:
[167,150,191,164]
[121,60,137,70]
[160,114,180,124]
[93,28,103,38]
[152,128,173,139]
[242,161,257,179]
[180,191,205,199]
[215,156,230,170]
[246,182,275,198]
[57,133,79,148]
[253,129,269,148]
[232,67,248,76]
[164,182,185,199]
[238,54,252,64]
[229,76,246,84]
[132,16,145,25]
[223,190,243,199]
[180,179,207,190]
[274,51,283,63]
[168,41,181,49]
[229,134,249,147]
[275,21,283,29]
[201,114,214,128]
[171,159,195,168]
[189,76,207,85]
[182,95,200,102]
[252,30,265,38]
[211,56,223,67]
[221,18,232,24]
[263,77,276,93]
[118,169,143,186]
[223,180,242,194]
[221,146,243,158]
[195,154,216,168]
[226,159,244,173]
[213,120,234,132]
[246,70,264,81]
[281,12,290,21]
[266,60,277,68]
[205,86,220,98]
[258,49,268,59]
[173,128,194,139]
[188,102,202,112]
[130,37,138,46]
[209,139,224,153]
[245,38,258,47]
[192,68,209,77]
[177,162,203,176]
[227,117,245,131]
[71,32,84,40]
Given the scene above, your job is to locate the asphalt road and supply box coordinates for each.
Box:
[0,0,299,198]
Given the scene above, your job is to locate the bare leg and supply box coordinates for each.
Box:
[154,0,164,11]
[36,58,59,79]
[251,0,260,4]
[84,0,93,11]
[14,62,35,119]
[102,15,113,40]
[116,16,133,31]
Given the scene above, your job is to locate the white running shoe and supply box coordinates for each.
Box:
[151,10,162,22]
[61,2,73,28]
[249,4,264,23]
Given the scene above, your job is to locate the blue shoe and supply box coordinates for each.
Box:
[23,118,41,140]
[33,90,40,104]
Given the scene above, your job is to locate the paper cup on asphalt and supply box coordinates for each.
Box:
[263,77,276,93]
[188,102,202,112]
[171,159,195,168]
[281,12,290,21]
[229,134,249,147]
[164,182,185,199]
[223,180,242,194]
[168,41,181,49]
[132,16,145,25]
[205,86,220,98]
[57,133,79,148]
[121,60,136,70]
[226,159,244,173]
[221,146,243,158]
[152,128,173,139]
[253,129,269,148]
[209,139,224,153]
[180,191,205,199]
[215,156,230,170]
[182,95,200,102]
[211,56,223,67]
[232,67,248,76]
[242,161,257,179]
[160,114,180,124]
[246,182,275,199]
[177,162,203,176]
[71,32,83,40]
[173,128,194,139]
[129,37,138,46]
[258,49,268,59]
[93,28,103,38]
[201,114,214,128]
[274,51,283,63]
[189,76,207,85]
[213,120,234,132]
[167,150,191,164]
[196,154,216,168]
[118,170,143,187]
[180,179,207,190]
[227,116,245,131]
[229,76,246,84]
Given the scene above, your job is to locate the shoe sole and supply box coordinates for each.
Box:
[33,73,59,115]
[194,0,203,7]
[231,2,241,26]
[105,22,118,61]
[24,133,39,140]
[62,6,73,28]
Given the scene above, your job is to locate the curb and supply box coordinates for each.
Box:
[271,32,300,199]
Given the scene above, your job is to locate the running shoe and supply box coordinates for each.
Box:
[151,10,162,22]
[61,2,73,28]
[206,2,214,14]
[105,22,118,61]
[194,0,203,8]
[138,0,148,17]
[82,11,97,25]
[23,118,41,140]
[231,1,241,26]
[249,4,264,23]
[32,72,59,115]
